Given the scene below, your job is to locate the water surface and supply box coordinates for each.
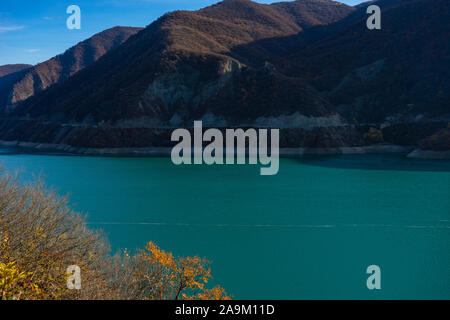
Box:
[1,149,449,299]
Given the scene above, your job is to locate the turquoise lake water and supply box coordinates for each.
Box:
[0,148,449,299]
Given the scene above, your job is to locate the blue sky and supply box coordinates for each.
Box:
[0,0,363,66]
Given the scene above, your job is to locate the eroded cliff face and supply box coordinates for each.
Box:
[133,58,243,127]
[131,57,341,129]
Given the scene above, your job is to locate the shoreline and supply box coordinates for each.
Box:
[1,139,449,160]
[3,140,447,159]
[406,148,450,160]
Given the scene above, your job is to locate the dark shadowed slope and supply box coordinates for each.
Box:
[0,26,142,112]
[276,0,450,123]
[272,0,450,151]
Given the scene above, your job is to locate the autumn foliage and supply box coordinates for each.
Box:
[0,168,230,300]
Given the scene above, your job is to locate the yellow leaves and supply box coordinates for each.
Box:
[0,261,28,300]
[0,260,46,300]
[143,242,176,269]
[183,286,231,301]
[0,169,116,300]
[0,237,232,300]
[0,231,11,262]
[29,282,44,299]
[0,231,8,243]
[1,168,231,300]
[177,256,211,292]
[197,286,232,301]
[0,231,9,249]
[132,242,226,300]
[36,232,47,239]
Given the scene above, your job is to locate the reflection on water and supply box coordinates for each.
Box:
[294,154,450,172]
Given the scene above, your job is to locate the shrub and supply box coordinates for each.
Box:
[0,168,230,300]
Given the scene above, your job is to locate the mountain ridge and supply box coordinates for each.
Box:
[8,0,354,124]
[0,64,32,78]
[0,0,448,155]
[0,26,142,112]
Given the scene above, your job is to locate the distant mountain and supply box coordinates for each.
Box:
[0,26,142,112]
[7,0,353,124]
[0,64,31,78]
[0,0,448,155]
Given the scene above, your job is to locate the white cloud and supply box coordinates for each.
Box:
[0,25,25,32]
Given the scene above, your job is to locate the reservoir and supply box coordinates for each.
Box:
[1,148,449,299]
